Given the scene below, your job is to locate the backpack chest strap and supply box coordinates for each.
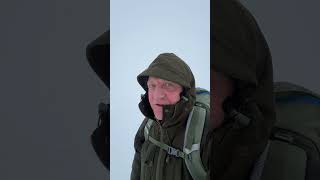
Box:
[147,135,187,158]
[144,118,200,159]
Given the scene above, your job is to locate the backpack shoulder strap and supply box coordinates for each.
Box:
[144,118,154,141]
[183,105,208,180]
[144,118,188,159]
[183,88,209,180]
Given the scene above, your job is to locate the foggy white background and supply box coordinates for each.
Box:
[110,0,210,179]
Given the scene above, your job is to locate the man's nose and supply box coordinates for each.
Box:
[154,87,166,100]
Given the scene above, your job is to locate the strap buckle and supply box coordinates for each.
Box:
[168,147,180,157]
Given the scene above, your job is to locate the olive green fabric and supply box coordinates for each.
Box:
[211,0,276,179]
[261,141,307,180]
[131,53,211,180]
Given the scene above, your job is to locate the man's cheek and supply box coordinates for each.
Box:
[148,93,154,104]
[172,94,181,104]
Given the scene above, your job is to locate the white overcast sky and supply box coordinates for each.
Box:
[110,0,210,179]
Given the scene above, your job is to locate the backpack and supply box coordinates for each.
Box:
[144,88,210,180]
[253,82,320,180]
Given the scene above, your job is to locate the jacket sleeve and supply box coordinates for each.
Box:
[130,118,148,180]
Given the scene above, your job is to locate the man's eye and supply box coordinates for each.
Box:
[165,83,174,87]
[164,83,178,91]
[148,84,156,89]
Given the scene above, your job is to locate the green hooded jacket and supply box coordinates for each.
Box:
[210,0,276,179]
[131,53,211,180]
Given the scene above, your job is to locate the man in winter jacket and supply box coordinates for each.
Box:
[210,0,276,179]
[130,53,212,180]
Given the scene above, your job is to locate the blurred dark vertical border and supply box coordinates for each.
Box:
[86,31,110,88]
[86,31,110,169]
[0,0,109,179]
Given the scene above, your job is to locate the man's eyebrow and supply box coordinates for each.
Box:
[164,81,176,85]
[147,81,154,85]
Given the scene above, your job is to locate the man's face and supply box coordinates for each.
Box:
[147,76,183,120]
[211,70,234,129]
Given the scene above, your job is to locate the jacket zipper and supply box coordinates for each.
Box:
[154,119,165,180]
